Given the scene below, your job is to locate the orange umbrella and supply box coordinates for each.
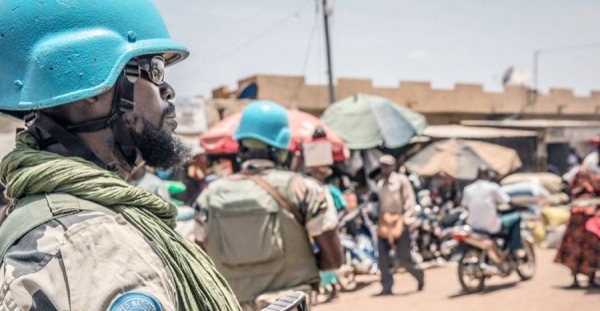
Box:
[200,110,348,161]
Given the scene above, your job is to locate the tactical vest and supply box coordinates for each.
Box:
[204,169,320,303]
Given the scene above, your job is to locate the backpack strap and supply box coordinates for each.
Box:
[0,193,115,262]
[244,174,306,225]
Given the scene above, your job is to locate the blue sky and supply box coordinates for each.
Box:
[153,0,600,98]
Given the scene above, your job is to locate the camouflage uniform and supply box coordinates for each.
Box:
[0,209,178,310]
[196,160,338,241]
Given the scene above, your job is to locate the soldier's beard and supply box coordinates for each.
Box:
[129,117,192,170]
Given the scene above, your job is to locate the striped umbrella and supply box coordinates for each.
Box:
[405,139,522,180]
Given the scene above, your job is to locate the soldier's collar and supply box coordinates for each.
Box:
[241,159,276,173]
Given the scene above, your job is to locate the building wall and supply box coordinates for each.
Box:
[212,74,600,124]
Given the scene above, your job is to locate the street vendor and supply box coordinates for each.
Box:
[376,155,424,295]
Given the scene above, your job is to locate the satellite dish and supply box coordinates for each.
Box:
[502,67,514,86]
[502,67,530,86]
[237,82,258,99]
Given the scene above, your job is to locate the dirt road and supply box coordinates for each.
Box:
[314,248,599,311]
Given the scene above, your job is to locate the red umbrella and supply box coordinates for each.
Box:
[200,110,348,161]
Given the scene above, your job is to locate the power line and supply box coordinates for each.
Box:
[171,0,313,82]
[316,12,323,85]
[533,41,600,92]
[291,0,320,105]
[198,1,312,71]
[514,40,600,120]
[538,41,600,54]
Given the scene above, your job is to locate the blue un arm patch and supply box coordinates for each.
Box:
[108,292,163,311]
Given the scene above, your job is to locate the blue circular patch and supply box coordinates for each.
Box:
[108,292,163,311]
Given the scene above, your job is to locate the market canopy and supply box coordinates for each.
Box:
[422,125,537,139]
[321,94,427,150]
[405,139,522,180]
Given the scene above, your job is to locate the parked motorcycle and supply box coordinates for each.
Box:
[414,205,443,262]
[451,221,536,293]
[335,202,379,291]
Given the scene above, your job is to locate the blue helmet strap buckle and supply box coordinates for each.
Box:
[124,58,141,84]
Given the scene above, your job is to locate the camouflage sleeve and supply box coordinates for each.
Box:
[287,175,338,237]
[0,211,178,311]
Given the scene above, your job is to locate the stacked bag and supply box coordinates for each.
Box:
[500,172,570,248]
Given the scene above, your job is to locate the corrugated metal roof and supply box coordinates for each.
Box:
[423,125,537,138]
[461,119,600,129]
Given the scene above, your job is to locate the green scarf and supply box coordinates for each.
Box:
[0,132,240,311]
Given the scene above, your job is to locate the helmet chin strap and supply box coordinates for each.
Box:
[25,59,142,171]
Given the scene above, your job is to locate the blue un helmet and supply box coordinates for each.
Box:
[0,0,189,168]
[0,0,188,119]
[233,101,290,150]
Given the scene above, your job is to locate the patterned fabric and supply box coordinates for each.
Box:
[555,169,600,275]
[0,211,178,311]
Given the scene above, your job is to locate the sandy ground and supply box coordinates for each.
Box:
[314,248,599,311]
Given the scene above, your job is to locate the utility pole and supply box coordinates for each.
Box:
[533,50,539,93]
[531,42,600,106]
[530,50,540,106]
[322,0,335,104]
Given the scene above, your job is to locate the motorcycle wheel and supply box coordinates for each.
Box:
[336,265,357,292]
[516,240,536,281]
[336,250,357,292]
[458,248,485,293]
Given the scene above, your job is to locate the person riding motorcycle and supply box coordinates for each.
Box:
[0,1,239,310]
[197,101,343,310]
[462,166,525,257]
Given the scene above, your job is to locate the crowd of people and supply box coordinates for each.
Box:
[112,107,600,307]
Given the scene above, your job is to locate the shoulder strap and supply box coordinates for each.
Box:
[244,174,306,225]
[0,193,115,261]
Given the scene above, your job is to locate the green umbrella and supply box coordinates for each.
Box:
[321,94,427,150]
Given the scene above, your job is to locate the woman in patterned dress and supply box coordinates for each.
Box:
[555,155,600,288]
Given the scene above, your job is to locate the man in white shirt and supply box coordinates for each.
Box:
[462,166,523,255]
